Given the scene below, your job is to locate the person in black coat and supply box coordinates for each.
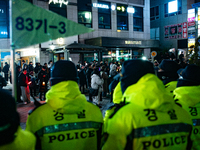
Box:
[27,62,34,73]
[29,71,37,97]
[78,66,87,93]
[16,66,22,103]
[34,63,42,78]
[38,66,48,101]
[86,64,93,88]
[3,62,9,82]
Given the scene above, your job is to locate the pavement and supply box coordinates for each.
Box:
[3,83,113,130]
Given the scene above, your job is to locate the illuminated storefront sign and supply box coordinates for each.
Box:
[117,6,135,13]
[125,41,142,44]
[49,0,68,7]
[117,6,126,12]
[92,3,134,13]
[127,7,135,13]
[93,3,109,9]
[164,22,187,39]
[198,8,200,37]
[188,39,195,47]
[188,8,195,22]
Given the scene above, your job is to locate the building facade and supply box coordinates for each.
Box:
[0,0,159,67]
[150,0,200,58]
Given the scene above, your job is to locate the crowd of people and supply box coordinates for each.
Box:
[0,53,200,149]
[0,60,53,104]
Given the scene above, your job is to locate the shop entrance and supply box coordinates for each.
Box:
[21,57,29,66]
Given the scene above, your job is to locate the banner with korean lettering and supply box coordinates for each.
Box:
[164,23,187,40]
[12,0,94,49]
[182,22,188,39]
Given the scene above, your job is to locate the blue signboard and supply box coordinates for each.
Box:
[188,34,195,39]
[1,52,10,60]
[192,2,200,8]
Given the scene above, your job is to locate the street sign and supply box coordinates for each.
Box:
[151,51,157,57]
[12,0,94,49]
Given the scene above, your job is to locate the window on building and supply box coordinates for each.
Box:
[78,0,92,28]
[150,6,159,21]
[0,0,9,38]
[117,4,128,30]
[150,28,160,40]
[164,0,182,17]
[133,6,143,32]
[98,1,111,29]
[49,2,67,18]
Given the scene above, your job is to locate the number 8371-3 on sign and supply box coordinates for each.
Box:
[15,16,66,34]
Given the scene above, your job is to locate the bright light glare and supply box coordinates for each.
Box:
[127,7,135,13]
[111,5,115,10]
[168,0,177,13]
[142,56,147,60]
[85,12,90,19]
[50,45,55,50]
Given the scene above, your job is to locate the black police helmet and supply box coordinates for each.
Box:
[0,89,20,146]
[121,59,155,94]
[177,64,200,87]
[50,60,79,86]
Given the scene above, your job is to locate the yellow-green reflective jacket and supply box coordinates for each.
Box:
[0,127,36,150]
[174,85,200,150]
[113,82,123,104]
[165,81,178,94]
[102,74,193,150]
[104,82,123,132]
[26,81,103,150]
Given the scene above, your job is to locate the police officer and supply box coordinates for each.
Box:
[0,89,36,150]
[157,59,180,94]
[104,82,122,133]
[26,60,103,150]
[102,59,193,150]
[174,64,200,150]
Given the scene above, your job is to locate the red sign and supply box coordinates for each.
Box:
[165,28,169,35]
[183,22,187,28]
[182,22,187,38]
[188,21,195,27]
[178,27,182,33]
[171,27,176,34]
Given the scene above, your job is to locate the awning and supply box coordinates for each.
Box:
[85,37,160,49]
[66,41,104,50]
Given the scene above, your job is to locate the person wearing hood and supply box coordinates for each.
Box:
[157,59,180,94]
[110,64,118,78]
[89,68,104,107]
[104,81,123,134]
[173,64,200,150]
[0,89,36,150]
[26,60,103,150]
[102,59,193,150]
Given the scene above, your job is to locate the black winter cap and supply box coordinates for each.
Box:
[121,59,155,94]
[159,59,180,73]
[0,89,20,145]
[50,60,79,86]
[177,64,200,87]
